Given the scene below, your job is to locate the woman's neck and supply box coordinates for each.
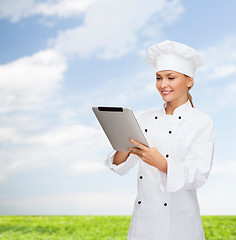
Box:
[165,98,188,115]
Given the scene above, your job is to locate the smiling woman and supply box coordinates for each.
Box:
[155,70,194,113]
[105,40,214,240]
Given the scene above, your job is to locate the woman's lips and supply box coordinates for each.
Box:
[162,90,173,96]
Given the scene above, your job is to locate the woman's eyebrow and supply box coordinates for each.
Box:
[156,72,175,77]
[166,72,175,76]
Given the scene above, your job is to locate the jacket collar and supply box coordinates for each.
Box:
[161,100,192,116]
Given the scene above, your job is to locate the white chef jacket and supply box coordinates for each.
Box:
[104,100,214,240]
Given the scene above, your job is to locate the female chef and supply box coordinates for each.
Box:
[104,40,214,240]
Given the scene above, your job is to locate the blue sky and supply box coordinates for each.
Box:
[0,0,236,215]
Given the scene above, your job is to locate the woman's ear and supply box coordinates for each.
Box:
[187,77,194,88]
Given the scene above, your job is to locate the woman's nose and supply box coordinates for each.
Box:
[160,78,168,88]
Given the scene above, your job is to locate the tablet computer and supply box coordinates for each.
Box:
[92,106,149,151]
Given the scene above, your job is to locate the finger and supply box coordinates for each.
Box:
[129,151,140,159]
[129,138,149,151]
[139,154,148,162]
[128,147,143,156]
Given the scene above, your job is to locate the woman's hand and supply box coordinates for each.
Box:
[128,139,168,174]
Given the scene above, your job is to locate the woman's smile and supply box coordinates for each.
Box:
[161,90,173,96]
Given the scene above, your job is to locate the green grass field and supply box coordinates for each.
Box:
[0,216,235,240]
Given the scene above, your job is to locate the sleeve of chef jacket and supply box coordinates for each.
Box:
[104,114,142,176]
[159,115,214,192]
[104,151,139,175]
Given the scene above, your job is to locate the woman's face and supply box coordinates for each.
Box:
[156,70,193,104]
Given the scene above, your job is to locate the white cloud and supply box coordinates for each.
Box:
[0,127,20,144]
[203,77,236,109]
[197,159,236,215]
[218,80,236,107]
[0,123,109,179]
[199,193,236,215]
[199,36,236,80]
[67,161,105,174]
[157,0,185,24]
[27,124,100,147]
[209,64,236,79]
[0,192,136,214]
[198,172,236,215]
[0,0,96,22]
[34,0,96,18]
[0,0,184,60]
[0,174,4,183]
[194,36,236,111]
[0,49,67,112]
[211,160,236,174]
[53,0,184,59]
[0,0,34,22]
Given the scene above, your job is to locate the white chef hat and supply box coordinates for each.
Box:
[146,40,203,78]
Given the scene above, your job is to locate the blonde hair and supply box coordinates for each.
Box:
[187,81,194,108]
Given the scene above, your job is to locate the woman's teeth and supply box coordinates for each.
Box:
[162,90,173,95]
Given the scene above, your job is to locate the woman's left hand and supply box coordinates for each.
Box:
[128,138,168,174]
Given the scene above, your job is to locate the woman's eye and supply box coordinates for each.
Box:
[156,77,161,80]
[168,77,175,80]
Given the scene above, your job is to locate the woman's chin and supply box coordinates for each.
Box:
[161,96,173,102]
